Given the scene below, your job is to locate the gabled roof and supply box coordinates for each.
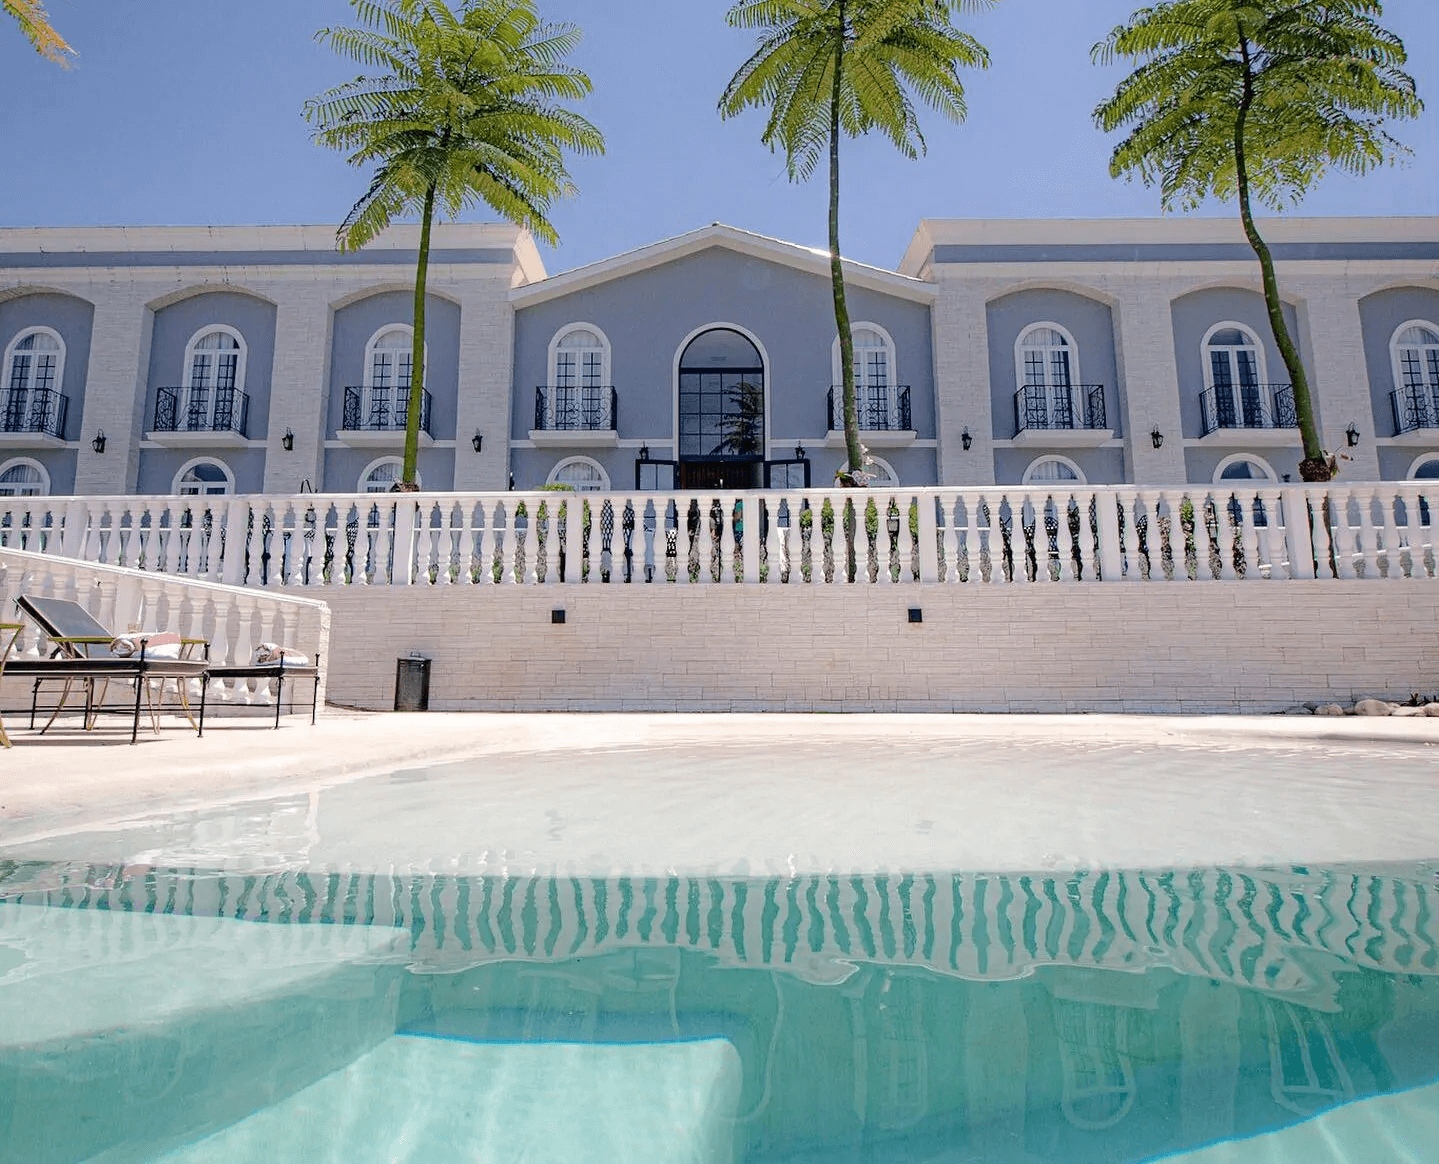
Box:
[510,223,935,306]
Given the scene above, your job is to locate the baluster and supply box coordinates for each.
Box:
[1398,487,1424,579]
[559,496,579,585]
[1308,490,1336,580]
[1009,496,1030,586]
[742,496,761,584]
[964,495,983,584]
[1335,489,1362,579]
[937,495,957,584]
[520,496,540,584]
[543,497,562,585]
[1370,488,1399,581]
[877,493,894,586]
[768,496,787,583]
[1235,490,1262,581]
[1059,492,1082,583]
[719,493,737,583]
[1259,489,1287,580]
[467,501,488,586]
[1076,492,1099,582]
[163,502,186,576]
[492,502,512,585]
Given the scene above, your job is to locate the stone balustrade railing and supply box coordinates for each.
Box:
[0,545,330,712]
[1,483,1434,589]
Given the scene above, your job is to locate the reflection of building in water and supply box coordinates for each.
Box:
[7,863,1439,1162]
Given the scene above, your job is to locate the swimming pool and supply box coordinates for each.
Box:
[3,730,1438,1162]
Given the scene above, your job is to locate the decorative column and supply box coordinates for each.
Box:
[931,272,995,486]
[72,291,153,496]
[1112,289,1188,485]
[453,276,516,492]
[262,290,334,495]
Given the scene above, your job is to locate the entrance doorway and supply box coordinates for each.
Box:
[678,327,765,487]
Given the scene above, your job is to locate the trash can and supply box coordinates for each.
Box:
[395,656,431,712]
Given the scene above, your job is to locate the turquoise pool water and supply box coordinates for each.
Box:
[2,860,1438,1162]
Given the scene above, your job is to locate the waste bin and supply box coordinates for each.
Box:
[395,656,431,712]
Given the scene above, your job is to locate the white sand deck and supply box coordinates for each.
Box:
[2,712,1436,875]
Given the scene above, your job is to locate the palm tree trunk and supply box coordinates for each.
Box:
[402,182,437,488]
[1235,37,1327,480]
[830,0,862,479]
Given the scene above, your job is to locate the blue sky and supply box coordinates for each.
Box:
[1,0,1435,273]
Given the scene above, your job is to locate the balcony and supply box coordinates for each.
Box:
[338,386,433,448]
[530,385,619,448]
[0,387,68,448]
[1013,384,1112,448]
[1198,384,1298,446]
[824,385,914,448]
[148,386,250,448]
[1390,386,1439,444]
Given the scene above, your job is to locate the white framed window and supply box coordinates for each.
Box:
[547,456,609,492]
[0,457,50,496]
[3,327,65,433]
[363,326,425,429]
[1213,453,1277,483]
[181,326,245,429]
[865,456,898,488]
[1391,321,1439,429]
[1405,453,1439,480]
[360,456,417,493]
[173,458,235,496]
[546,325,611,431]
[833,324,898,430]
[1022,455,1085,485]
[1016,323,1080,431]
[1201,321,1276,432]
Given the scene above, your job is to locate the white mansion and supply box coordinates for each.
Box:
[1,215,1437,500]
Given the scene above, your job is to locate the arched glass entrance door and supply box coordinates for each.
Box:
[678,328,765,489]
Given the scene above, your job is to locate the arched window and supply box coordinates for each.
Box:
[545,325,612,430]
[834,324,898,430]
[1391,322,1439,432]
[547,456,609,492]
[1213,454,1277,484]
[182,327,245,430]
[363,327,424,429]
[1408,454,1439,480]
[0,458,49,496]
[3,328,65,436]
[173,458,234,496]
[1016,324,1078,431]
[1202,323,1273,431]
[1023,456,1085,485]
[360,457,416,493]
[865,456,898,488]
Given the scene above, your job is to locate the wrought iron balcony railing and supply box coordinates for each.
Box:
[1014,384,1107,435]
[1,386,68,440]
[534,385,618,431]
[827,385,912,431]
[1200,383,1296,436]
[1391,386,1439,434]
[153,386,250,436]
[343,386,432,435]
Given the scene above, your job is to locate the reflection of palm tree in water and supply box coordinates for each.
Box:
[712,380,764,457]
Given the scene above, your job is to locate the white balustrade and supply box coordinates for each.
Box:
[3,483,1436,590]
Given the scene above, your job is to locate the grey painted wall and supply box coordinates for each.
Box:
[328,292,461,442]
[0,291,94,442]
[1183,446,1304,485]
[993,447,1126,487]
[3,449,75,494]
[1378,445,1439,481]
[136,448,267,495]
[510,246,936,482]
[1170,288,1304,439]
[146,291,278,438]
[322,446,457,495]
[1357,286,1439,438]
[985,289,1121,439]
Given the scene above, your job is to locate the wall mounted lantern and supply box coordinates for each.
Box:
[91,430,107,455]
[281,428,294,451]
[794,443,807,461]
[471,431,484,453]
[1150,426,1165,450]
[638,444,650,461]
[1346,423,1361,448]
[961,427,973,451]
[886,510,901,539]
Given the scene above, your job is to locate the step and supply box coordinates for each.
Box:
[1156,1079,1439,1163]
[158,1033,745,1163]
[0,903,405,1163]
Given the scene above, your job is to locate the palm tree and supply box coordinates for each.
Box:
[720,0,990,482]
[1094,0,1422,481]
[5,0,73,65]
[307,0,603,488]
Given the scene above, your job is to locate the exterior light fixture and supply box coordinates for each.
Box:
[794,443,807,460]
[638,444,650,461]
[1346,423,1360,448]
[1151,426,1165,450]
[961,427,972,452]
[281,428,294,451]
[886,510,901,539]
[91,430,107,455]
[471,431,484,453]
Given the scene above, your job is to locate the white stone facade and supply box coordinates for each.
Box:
[2,216,1438,498]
